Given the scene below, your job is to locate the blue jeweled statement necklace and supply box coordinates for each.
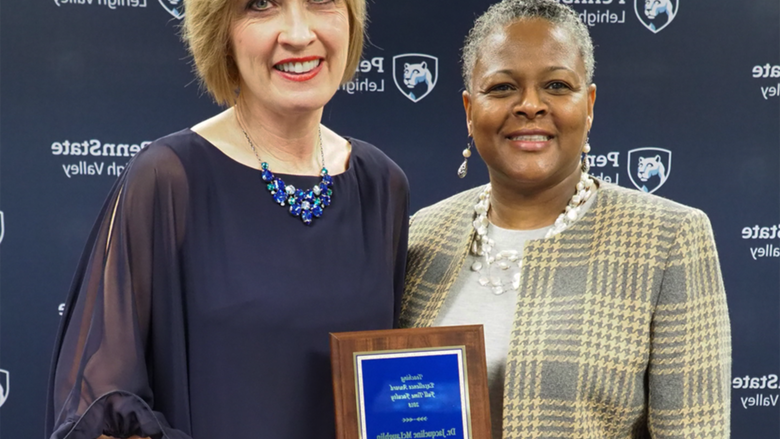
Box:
[239,123,333,225]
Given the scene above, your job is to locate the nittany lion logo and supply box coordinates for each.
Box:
[635,0,678,33]
[159,0,184,19]
[393,54,438,103]
[627,148,672,193]
[0,369,8,408]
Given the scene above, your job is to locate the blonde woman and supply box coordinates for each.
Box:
[46,1,409,438]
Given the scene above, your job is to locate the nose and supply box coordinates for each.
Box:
[278,3,316,48]
[513,87,547,119]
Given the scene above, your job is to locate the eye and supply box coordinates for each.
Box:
[309,0,337,7]
[546,81,572,91]
[248,0,273,11]
[486,83,515,93]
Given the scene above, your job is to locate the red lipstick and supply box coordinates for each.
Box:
[273,57,324,82]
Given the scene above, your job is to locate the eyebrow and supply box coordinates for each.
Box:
[543,66,576,74]
[484,66,576,77]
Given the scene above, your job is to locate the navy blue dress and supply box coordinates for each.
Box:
[46,130,410,439]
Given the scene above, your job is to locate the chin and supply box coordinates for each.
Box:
[496,167,560,187]
[276,89,338,113]
[267,99,325,115]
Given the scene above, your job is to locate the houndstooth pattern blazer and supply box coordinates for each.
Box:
[401,183,731,439]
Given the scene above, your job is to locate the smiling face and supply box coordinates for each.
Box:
[464,18,596,192]
[230,0,350,113]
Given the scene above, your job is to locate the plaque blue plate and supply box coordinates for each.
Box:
[354,347,471,439]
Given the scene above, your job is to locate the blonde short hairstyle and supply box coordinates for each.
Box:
[182,0,366,106]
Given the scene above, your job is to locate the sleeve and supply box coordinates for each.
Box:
[45,144,193,439]
[647,209,731,438]
[390,162,410,328]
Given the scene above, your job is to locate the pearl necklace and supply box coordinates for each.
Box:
[470,172,595,295]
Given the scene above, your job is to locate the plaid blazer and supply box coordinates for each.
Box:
[401,183,731,439]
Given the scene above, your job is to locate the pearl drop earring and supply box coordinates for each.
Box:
[581,138,592,173]
[457,139,474,178]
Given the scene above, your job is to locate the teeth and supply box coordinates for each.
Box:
[275,59,321,74]
[510,135,550,141]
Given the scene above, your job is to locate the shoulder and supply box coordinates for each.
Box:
[121,129,197,199]
[408,186,485,252]
[594,182,713,236]
[129,129,195,167]
[597,182,706,217]
[349,137,406,177]
[348,137,409,191]
[412,185,485,227]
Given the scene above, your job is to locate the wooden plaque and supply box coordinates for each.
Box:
[330,325,491,439]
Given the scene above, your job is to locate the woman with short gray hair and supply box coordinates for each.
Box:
[402,1,730,437]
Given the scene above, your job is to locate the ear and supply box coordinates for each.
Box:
[462,90,473,136]
[421,61,427,69]
[586,83,597,131]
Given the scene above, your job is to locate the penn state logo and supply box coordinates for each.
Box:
[393,54,438,103]
[0,211,4,244]
[0,369,8,408]
[635,0,678,33]
[627,148,672,193]
[159,0,184,20]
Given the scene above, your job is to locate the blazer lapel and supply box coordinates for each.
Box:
[400,187,482,328]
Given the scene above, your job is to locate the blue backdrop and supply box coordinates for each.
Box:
[1,0,778,437]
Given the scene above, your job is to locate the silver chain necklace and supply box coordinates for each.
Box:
[239,126,325,178]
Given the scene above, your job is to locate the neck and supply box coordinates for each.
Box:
[488,167,583,230]
[235,95,323,174]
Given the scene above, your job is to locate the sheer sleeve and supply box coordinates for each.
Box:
[389,161,410,327]
[46,143,193,439]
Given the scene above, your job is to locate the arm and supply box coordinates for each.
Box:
[648,209,731,438]
[391,168,411,328]
[47,145,192,439]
